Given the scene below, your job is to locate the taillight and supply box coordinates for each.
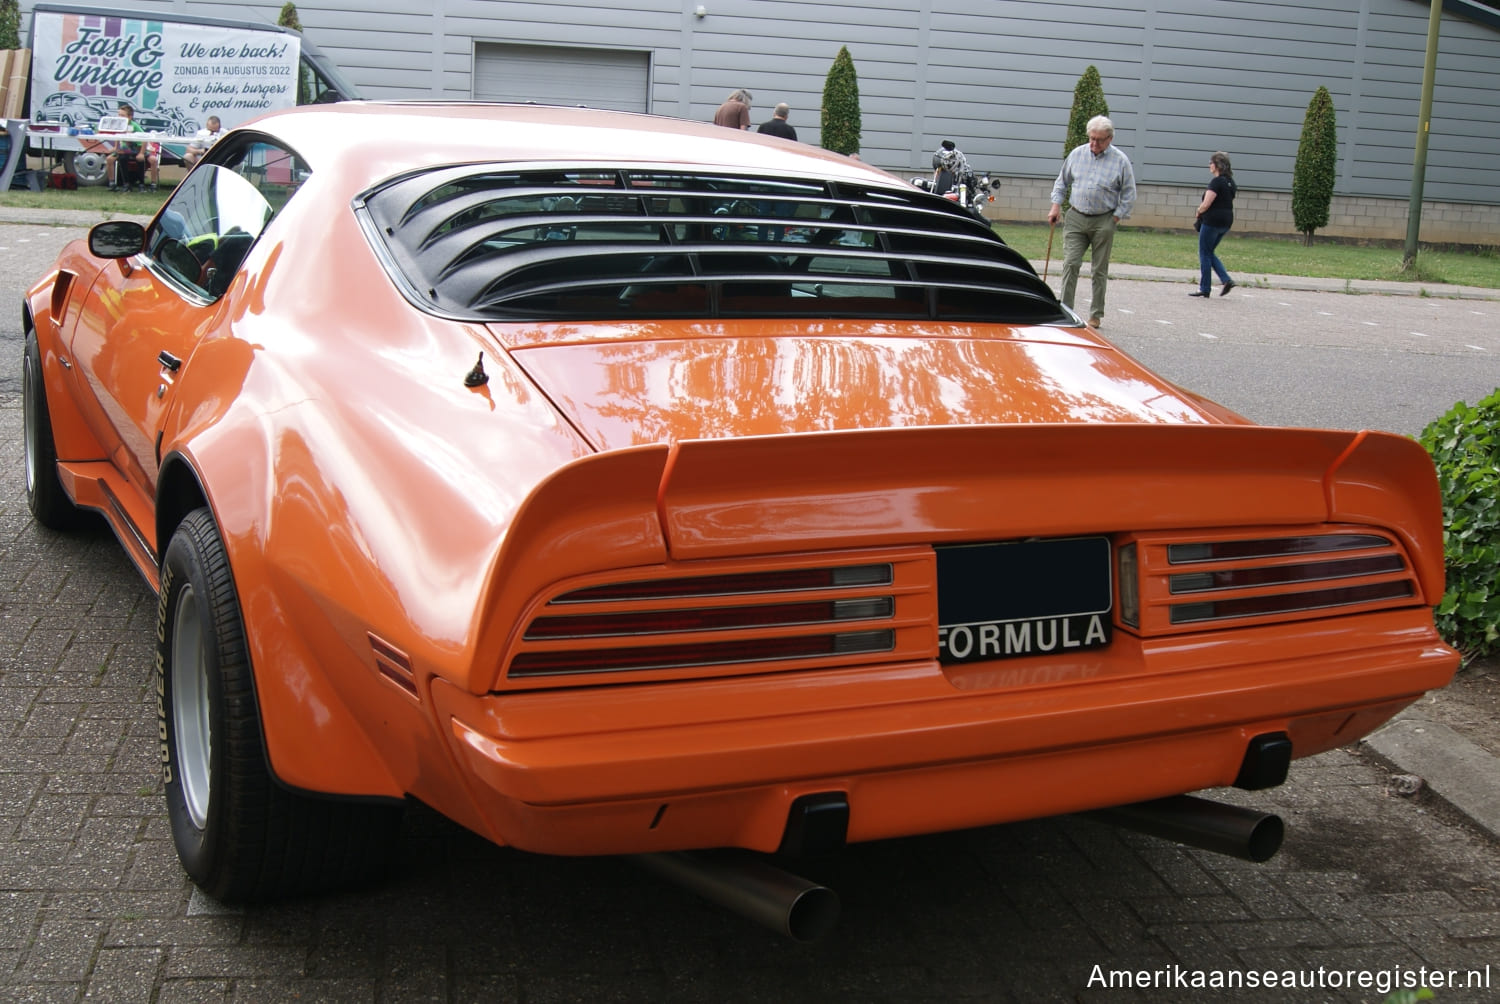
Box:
[1166,534,1390,563]
[549,564,891,603]
[1119,529,1420,635]
[1117,542,1139,628]
[1168,581,1413,625]
[503,553,934,684]
[510,629,895,676]
[524,597,894,639]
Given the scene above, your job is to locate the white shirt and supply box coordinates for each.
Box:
[191,127,224,148]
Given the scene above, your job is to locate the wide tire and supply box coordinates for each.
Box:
[22,328,87,530]
[158,508,402,903]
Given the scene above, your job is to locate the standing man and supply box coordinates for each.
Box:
[755,103,797,240]
[756,103,797,140]
[713,89,753,130]
[1047,115,1136,329]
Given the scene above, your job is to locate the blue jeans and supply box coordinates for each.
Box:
[1198,223,1233,292]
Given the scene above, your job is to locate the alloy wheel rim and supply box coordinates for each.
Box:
[171,584,213,830]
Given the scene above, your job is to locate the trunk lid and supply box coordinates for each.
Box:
[495,319,1245,449]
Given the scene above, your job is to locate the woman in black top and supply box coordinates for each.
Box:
[1190,151,1238,297]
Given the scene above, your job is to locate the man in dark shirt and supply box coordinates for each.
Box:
[756,103,797,141]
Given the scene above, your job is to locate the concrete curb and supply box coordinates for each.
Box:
[1362,716,1500,840]
[0,206,156,227]
[1046,261,1500,301]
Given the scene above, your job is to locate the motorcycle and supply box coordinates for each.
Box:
[911,169,1002,220]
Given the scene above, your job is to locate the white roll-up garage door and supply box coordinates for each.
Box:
[473,43,650,113]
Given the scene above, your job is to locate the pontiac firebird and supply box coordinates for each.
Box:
[22,102,1458,925]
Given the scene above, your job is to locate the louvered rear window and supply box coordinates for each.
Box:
[355,166,1069,325]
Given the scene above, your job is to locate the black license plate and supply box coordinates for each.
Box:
[937,537,1112,664]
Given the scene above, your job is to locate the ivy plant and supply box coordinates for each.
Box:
[0,0,20,51]
[1419,388,1500,661]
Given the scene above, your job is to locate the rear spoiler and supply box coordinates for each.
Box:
[464,424,1444,692]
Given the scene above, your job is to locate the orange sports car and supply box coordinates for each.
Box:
[23,102,1457,935]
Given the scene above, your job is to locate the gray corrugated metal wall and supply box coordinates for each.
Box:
[20,0,1500,207]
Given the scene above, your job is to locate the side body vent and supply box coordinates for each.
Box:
[50,270,78,331]
[369,633,420,701]
[1121,527,1420,635]
[502,548,936,687]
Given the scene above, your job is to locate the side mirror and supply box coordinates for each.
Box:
[88,220,146,259]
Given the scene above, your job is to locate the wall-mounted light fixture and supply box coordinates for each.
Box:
[694,5,707,18]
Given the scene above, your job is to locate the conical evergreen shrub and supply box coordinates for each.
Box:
[1292,86,1338,245]
[820,46,862,157]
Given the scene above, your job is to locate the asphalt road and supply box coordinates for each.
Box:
[2,219,1498,1002]
[1094,279,1499,438]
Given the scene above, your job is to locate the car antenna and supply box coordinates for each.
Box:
[464,352,489,387]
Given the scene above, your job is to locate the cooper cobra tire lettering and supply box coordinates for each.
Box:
[157,564,172,644]
[157,565,173,784]
[156,651,172,785]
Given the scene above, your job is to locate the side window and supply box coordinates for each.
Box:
[145,140,305,300]
[298,61,351,105]
[226,141,311,216]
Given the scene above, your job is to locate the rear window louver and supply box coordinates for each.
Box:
[356,165,1068,324]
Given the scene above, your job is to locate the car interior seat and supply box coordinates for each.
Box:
[201,231,255,297]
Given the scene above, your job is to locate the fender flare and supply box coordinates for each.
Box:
[156,445,406,801]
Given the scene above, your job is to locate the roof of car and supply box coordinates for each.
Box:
[245,101,902,192]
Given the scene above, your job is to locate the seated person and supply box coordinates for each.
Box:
[183,116,225,168]
[115,150,147,190]
[103,102,159,192]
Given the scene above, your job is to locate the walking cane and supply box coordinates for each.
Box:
[1042,218,1056,282]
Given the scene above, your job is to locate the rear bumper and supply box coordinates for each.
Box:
[428,612,1457,855]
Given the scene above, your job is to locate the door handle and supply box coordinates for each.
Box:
[158,351,182,372]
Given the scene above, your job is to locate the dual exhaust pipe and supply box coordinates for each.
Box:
[632,848,840,944]
[1086,792,1285,863]
[635,792,1283,942]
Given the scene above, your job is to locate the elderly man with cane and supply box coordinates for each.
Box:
[1046,115,1136,329]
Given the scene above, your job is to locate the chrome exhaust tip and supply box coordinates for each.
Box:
[1088,793,1285,862]
[633,849,839,943]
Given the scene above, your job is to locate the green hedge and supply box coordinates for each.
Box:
[1420,388,1500,661]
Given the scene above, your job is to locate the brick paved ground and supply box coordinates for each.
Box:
[1,221,1497,1002]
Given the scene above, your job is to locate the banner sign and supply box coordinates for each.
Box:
[29,11,301,137]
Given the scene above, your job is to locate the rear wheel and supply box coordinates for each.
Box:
[22,328,86,530]
[159,508,402,902]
